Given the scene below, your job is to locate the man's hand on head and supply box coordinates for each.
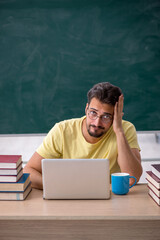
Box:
[113,94,124,134]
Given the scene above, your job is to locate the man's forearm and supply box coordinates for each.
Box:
[23,166,43,190]
[116,131,142,182]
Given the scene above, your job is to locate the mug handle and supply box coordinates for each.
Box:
[129,176,137,189]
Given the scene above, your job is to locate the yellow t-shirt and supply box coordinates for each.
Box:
[36,116,140,174]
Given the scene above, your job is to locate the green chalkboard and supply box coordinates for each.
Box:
[0,0,160,133]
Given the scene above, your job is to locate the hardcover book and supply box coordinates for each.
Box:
[148,188,160,206]
[146,171,160,189]
[0,173,30,191]
[0,182,32,201]
[0,163,22,175]
[0,155,22,169]
[147,181,160,197]
[152,164,160,179]
[0,169,23,182]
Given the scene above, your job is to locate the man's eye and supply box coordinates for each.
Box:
[103,115,110,119]
[90,111,97,116]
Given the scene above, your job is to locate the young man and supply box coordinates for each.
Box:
[24,82,142,189]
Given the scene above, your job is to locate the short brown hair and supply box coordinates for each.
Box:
[87,82,122,106]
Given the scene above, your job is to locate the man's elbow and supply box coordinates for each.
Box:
[23,164,33,174]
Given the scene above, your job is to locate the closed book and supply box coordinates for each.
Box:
[146,171,160,189]
[0,169,23,182]
[148,188,160,206]
[0,163,22,175]
[0,155,22,169]
[0,173,30,191]
[152,164,160,179]
[0,182,32,201]
[147,181,160,197]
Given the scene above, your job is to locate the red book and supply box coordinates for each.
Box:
[0,155,22,169]
[152,164,160,179]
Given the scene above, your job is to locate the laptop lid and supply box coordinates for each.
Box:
[42,158,110,199]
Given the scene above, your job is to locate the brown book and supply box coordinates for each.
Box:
[152,164,160,179]
[147,181,160,197]
[146,171,160,189]
[148,188,160,206]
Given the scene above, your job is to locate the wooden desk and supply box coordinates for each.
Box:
[0,184,160,240]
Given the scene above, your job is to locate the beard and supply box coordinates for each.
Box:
[87,124,105,138]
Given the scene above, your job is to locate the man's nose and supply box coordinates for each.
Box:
[94,116,102,126]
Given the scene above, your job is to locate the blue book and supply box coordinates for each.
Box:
[0,173,31,192]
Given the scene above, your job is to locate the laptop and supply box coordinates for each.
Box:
[42,158,110,199]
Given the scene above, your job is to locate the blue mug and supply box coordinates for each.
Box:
[111,173,137,195]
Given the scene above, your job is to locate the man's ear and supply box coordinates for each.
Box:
[85,103,89,115]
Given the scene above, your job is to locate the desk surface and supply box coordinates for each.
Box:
[0,184,160,220]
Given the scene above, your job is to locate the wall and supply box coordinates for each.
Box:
[0,132,160,183]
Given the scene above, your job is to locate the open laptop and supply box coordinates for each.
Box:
[42,158,110,199]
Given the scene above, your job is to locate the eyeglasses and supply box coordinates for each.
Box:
[87,109,113,124]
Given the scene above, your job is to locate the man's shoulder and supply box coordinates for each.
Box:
[122,119,134,126]
[122,120,136,132]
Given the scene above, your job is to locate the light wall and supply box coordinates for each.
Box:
[0,132,160,183]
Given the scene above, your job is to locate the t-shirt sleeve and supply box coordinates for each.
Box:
[36,123,63,158]
[123,122,141,151]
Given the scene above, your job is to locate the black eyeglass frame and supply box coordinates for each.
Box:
[87,108,113,124]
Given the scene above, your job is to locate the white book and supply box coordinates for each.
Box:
[0,169,23,182]
[0,163,22,175]
[147,181,160,197]
[148,188,160,206]
[0,183,32,200]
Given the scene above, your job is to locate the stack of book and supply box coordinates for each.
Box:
[0,155,32,200]
[146,164,160,206]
